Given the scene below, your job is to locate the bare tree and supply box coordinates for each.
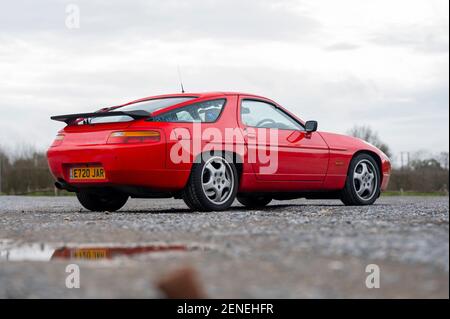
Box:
[439,152,449,170]
[347,125,392,158]
[0,146,54,195]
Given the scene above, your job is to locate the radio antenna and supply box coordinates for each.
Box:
[177,65,185,93]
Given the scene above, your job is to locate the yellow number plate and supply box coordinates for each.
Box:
[72,249,107,260]
[70,167,106,180]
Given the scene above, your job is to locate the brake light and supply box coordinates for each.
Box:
[51,134,65,147]
[107,131,160,144]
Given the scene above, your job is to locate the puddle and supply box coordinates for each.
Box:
[52,245,187,260]
[0,240,204,262]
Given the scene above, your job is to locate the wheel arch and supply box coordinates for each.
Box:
[351,150,383,183]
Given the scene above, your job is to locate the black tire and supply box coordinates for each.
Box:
[237,195,272,208]
[340,153,381,206]
[76,191,128,212]
[182,155,238,211]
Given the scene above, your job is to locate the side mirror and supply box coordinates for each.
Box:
[305,120,318,133]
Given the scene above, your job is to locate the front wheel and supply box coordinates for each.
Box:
[182,155,238,211]
[340,154,381,206]
[76,191,128,212]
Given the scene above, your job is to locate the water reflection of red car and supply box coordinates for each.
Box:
[47,92,391,211]
[51,245,187,260]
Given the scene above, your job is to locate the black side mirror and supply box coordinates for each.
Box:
[305,120,318,133]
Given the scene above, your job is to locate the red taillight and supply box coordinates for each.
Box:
[107,131,160,144]
[51,134,65,147]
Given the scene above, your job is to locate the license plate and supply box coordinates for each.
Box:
[72,249,107,260]
[70,167,106,180]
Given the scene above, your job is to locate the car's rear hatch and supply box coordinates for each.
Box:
[51,96,199,146]
[51,109,153,146]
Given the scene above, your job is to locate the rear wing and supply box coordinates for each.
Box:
[50,110,151,125]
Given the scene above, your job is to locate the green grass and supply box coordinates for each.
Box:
[382,191,449,197]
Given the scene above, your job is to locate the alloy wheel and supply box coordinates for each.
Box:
[201,157,235,205]
[353,159,378,201]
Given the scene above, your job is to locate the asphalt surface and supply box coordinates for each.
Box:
[0,195,448,298]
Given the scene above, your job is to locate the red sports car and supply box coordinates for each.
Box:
[47,92,391,212]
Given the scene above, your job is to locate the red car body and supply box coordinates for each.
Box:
[47,92,391,209]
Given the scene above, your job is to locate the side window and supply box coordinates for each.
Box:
[153,99,226,123]
[241,100,304,130]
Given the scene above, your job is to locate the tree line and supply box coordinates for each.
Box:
[388,155,449,194]
[0,148,55,195]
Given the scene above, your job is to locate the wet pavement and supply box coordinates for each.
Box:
[0,196,448,298]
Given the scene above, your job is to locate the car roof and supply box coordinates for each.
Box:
[117,92,269,107]
[99,91,305,125]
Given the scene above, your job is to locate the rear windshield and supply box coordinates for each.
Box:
[88,97,197,124]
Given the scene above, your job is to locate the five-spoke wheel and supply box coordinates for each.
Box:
[201,157,235,205]
[341,153,381,205]
[353,159,377,201]
[182,155,238,211]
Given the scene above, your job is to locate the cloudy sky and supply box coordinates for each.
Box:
[0,0,448,164]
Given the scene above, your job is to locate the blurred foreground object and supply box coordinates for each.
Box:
[157,267,206,299]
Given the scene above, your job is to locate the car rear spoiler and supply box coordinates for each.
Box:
[50,110,151,124]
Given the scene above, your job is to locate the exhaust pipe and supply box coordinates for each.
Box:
[54,180,77,192]
[54,181,64,190]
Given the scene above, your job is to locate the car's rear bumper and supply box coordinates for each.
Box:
[47,144,190,191]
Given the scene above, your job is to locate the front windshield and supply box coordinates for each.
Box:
[88,97,197,124]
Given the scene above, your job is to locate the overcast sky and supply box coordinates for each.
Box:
[0,0,448,163]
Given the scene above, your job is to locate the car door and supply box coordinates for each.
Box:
[238,96,329,183]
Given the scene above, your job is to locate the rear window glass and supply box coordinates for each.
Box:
[88,97,196,124]
[152,99,226,123]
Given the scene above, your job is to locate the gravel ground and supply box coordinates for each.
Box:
[0,195,448,298]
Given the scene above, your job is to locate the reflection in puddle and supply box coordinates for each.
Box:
[0,241,55,262]
[52,245,187,260]
[0,240,193,262]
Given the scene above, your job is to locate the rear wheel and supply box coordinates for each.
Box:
[340,153,380,206]
[237,195,272,208]
[182,155,238,211]
[76,191,128,212]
